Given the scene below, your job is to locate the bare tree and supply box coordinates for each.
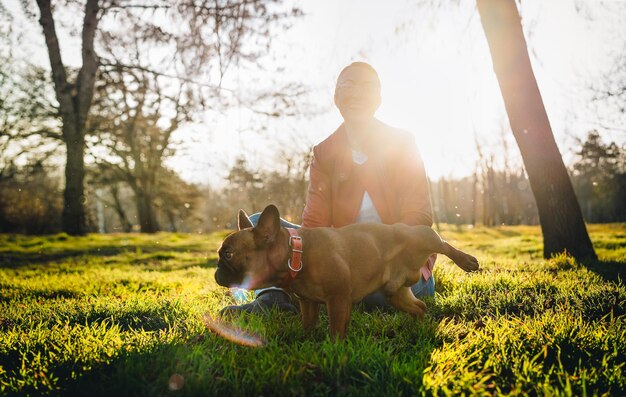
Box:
[582,5,626,136]
[477,0,596,260]
[31,0,300,235]
[87,49,192,232]
[34,0,99,234]
[0,58,61,178]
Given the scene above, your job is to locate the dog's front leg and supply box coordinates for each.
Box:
[326,297,352,340]
[300,299,320,332]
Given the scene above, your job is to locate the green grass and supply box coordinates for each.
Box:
[0,225,625,396]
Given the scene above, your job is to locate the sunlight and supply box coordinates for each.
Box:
[377,45,505,179]
[163,0,622,187]
[170,0,513,183]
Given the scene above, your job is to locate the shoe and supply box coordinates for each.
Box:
[219,289,299,316]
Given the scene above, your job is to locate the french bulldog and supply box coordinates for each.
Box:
[215,204,479,339]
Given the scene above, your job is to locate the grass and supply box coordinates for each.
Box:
[0,224,624,396]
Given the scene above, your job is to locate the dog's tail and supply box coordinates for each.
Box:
[413,225,479,272]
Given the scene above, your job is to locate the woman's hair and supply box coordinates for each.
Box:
[336,62,380,87]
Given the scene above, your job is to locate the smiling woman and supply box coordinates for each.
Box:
[334,62,382,126]
[169,1,509,183]
[169,0,623,189]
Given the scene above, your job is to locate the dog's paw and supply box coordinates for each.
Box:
[452,252,480,272]
[388,290,427,318]
[413,299,427,319]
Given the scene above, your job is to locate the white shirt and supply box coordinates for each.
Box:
[352,149,382,224]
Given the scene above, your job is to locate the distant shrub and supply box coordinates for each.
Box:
[0,166,63,234]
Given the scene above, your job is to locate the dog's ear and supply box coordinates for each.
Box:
[254,205,281,246]
[238,209,253,230]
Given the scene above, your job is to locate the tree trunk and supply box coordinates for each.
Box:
[36,0,100,235]
[110,185,133,232]
[166,210,178,232]
[471,169,477,226]
[477,0,596,260]
[136,190,159,233]
[63,135,87,234]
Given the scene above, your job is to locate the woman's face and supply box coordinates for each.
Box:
[334,66,381,123]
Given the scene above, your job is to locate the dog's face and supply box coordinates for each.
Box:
[214,227,256,288]
[214,205,286,290]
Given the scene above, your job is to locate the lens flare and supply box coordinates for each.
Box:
[203,313,265,348]
[238,274,255,291]
[168,374,184,391]
[230,287,248,303]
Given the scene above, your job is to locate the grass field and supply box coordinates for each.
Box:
[1,224,625,396]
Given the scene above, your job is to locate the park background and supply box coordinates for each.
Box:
[1,0,624,235]
[1,1,625,396]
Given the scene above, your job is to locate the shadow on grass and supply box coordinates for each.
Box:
[66,342,435,396]
[137,258,218,273]
[0,284,81,303]
[583,259,626,284]
[0,244,213,269]
[10,312,438,397]
[488,228,523,237]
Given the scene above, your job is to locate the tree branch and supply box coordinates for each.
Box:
[76,0,101,130]
[98,58,234,92]
[35,0,73,125]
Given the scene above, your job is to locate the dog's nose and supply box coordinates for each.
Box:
[215,268,227,286]
[214,262,237,287]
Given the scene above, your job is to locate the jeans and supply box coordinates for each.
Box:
[247,212,436,306]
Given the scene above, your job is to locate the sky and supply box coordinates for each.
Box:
[4,0,625,185]
[167,0,625,185]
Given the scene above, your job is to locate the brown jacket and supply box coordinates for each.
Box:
[302,121,433,229]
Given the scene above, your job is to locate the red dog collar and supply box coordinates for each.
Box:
[281,228,303,286]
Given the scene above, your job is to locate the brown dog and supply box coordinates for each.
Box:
[215,204,479,339]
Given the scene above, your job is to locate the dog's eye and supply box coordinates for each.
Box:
[224,251,234,260]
